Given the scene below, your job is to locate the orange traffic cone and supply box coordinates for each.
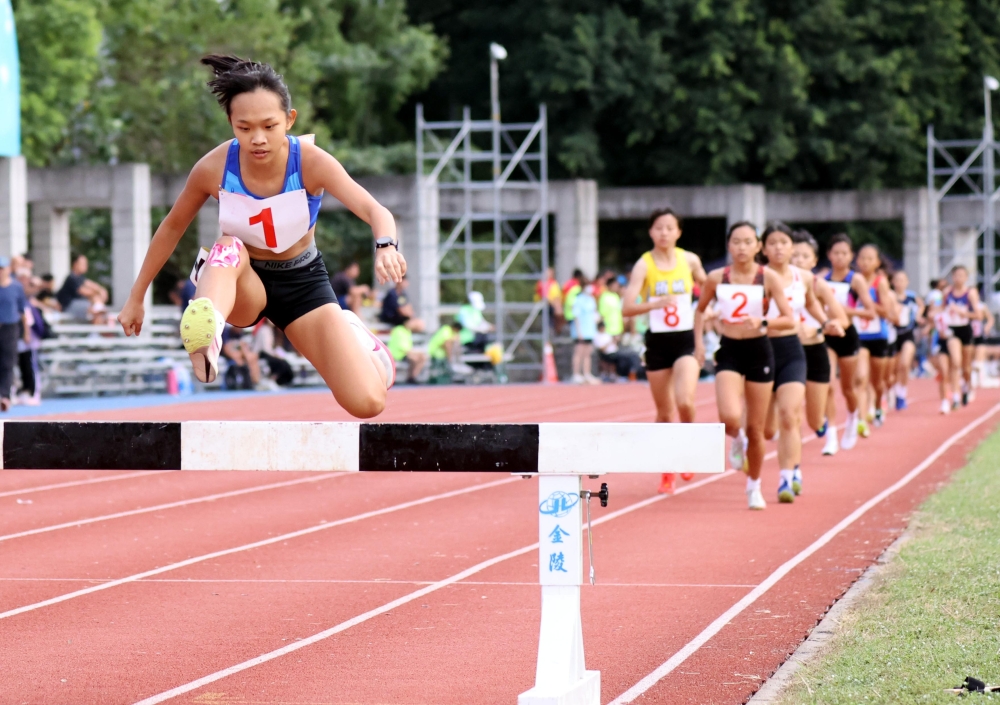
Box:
[541,342,559,384]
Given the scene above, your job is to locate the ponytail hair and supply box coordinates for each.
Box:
[201,55,291,116]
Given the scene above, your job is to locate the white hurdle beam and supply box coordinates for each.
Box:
[2,420,725,705]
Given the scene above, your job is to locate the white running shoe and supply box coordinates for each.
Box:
[571,374,585,384]
[822,429,839,456]
[341,309,395,389]
[747,487,766,510]
[940,398,951,415]
[841,411,859,450]
[181,297,224,384]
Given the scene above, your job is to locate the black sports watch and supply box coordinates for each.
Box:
[374,237,398,250]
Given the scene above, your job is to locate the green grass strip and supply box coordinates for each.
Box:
[777,428,1000,704]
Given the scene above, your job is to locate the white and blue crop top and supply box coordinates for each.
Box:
[221,135,323,229]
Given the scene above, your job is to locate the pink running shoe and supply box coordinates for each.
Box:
[341,309,396,389]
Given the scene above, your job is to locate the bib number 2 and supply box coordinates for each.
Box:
[249,208,277,249]
[731,292,748,319]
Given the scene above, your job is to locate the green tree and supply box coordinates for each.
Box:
[13,0,101,167]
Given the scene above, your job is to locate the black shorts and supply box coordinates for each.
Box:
[644,330,696,372]
[770,335,807,388]
[714,335,774,384]
[895,329,916,348]
[859,338,891,358]
[950,324,974,346]
[250,250,340,330]
[824,324,860,359]
[803,341,831,384]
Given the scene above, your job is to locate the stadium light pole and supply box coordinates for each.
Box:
[984,75,998,297]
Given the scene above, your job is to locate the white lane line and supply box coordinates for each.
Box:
[0,474,345,544]
[0,471,173,499]
[0,577,757,588]
[0,476,519,622]
[608,402,1000,704]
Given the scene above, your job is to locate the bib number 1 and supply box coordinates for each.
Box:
[249,208,277,249]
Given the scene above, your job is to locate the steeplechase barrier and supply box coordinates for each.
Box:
[5,421,725,705]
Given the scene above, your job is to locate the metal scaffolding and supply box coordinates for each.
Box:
[415,103,550,375]
[927,76,1000,301]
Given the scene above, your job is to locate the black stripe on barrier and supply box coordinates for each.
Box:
[4,422,182,470]
[359,423,539,472]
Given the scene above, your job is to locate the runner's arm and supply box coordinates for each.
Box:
[692,273,719,365]
[763,268,796,331]
[849,273,878,319]
[686,251,708,287]
[815,278,850,329]
[621,258,667,316]
[804,273,844,336]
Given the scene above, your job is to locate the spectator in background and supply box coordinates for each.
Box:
[0,257,32,410]
[562,269,583,337]
[599,276,625,338]
[17,274,45,405]
[56,254,108,321]
[169,277,197,314]
[331,262,371,314]
[594,321,619,381]
[250,320,295,386]
[571,280,600,384]
[35,274,60,311]
[536,267,564,334]
[380,275,424,332]
[457,291,494,352]
[428,319,463,365]
[388,322,427,384]
[220,325,266,390]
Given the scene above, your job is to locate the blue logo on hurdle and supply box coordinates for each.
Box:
[539,491,579,518]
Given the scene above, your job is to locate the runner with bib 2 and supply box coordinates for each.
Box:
[117,55,404,418]
[622,208,707,495]
[694,222,796,511]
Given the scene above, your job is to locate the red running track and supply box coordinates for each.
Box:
[0,380,996,705]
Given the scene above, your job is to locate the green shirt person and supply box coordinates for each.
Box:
[387,325,413,362]
[457,291,493,346]
[428,320,463,360]
[598,286,624,336]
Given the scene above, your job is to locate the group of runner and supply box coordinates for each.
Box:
[624,209,992,510]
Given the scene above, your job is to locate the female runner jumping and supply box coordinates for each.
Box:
[824,234,878,449]
[760,223,842,503]
[790,230,849,458]
[117,56,402,418]
[694,222,795,510]
[622,208,707,494]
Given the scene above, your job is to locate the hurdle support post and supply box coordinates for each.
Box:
[519,474,598,705]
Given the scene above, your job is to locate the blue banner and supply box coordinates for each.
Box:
[0,0,20,157]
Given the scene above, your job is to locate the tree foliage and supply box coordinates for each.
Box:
[14,0,445,172]
[407,0,1000,190]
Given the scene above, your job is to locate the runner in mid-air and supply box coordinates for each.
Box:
[118,56,402,418]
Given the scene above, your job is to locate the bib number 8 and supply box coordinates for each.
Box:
[249,208,277,249]
[663,304,679,327]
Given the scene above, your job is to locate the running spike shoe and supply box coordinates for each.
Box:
[777,477,795,503]
[658,473,675,495]
[792,467,803,496]
[341,309,396,389]
[816,418,828,438]
[822,428,839,456]
[181,297,224,384]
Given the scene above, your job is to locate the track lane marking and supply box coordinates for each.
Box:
[608,401,1000,704]
[0,476,519,621]
[0,474,347,543]
[0,577,758,588]
[0,471,174,499]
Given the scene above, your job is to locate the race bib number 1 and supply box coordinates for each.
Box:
[219,189,311,253]
[649,294,694,332]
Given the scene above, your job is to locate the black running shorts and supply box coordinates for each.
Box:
[825,324,860,359]
[714,335,774,384]
[250,250,340,330]
[803,340,831,384]
[644,330,696,372]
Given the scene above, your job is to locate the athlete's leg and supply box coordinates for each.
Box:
[285,304,387,418]
[715,371,745,438]
[743,380,774,482]
[194,236,266,325]
[775,382,805,470]
[826,348,839,423]
[897,340,915,389]
[854,348,871,421]
[962,344,975,390]
[646,368,676,423]
[838,354,859,413]
[672,355,700,423]
[947,337,963,399]
[870,356,889,416]
[805,381,828,432]
[936,349,951,404]
[764,392,778,441]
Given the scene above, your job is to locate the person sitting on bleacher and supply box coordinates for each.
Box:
[387,321,427,384]
[56,254,109,321]
[457,291,493,353]
[250,320,295,386]
[379,275,424,334]
[425,319,464,383]
[220,325,264,390]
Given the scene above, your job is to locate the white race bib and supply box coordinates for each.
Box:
[934,313,951,336]
[897,305,911,328]
[828,281,851,306]
[853,313,882,334]
[219,189,311,253]
[649,294,694,332]
[717,284,764,324]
